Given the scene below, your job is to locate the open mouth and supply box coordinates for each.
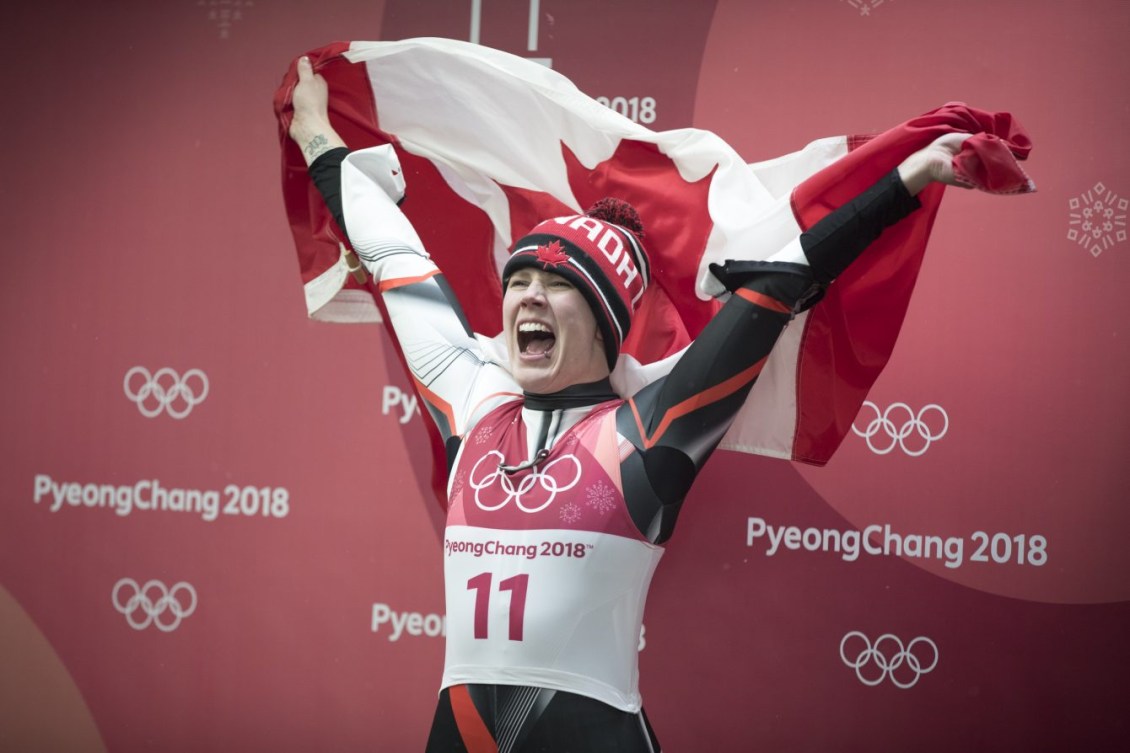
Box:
[517,321,556,358]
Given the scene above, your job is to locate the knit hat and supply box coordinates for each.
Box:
[502,198,651,370]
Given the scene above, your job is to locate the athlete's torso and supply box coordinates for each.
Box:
[309,145,920,745]
[442,399,663,712]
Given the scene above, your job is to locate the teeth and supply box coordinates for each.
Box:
[518,322,552,333]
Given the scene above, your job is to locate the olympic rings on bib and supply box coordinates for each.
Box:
[851,401,949,456]
[468,450,582,513]
[112,578,198,632]
[123,367,210,419]
[839,631,938,689]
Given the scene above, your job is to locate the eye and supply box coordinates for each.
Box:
[549,279,574,290]
[507,278,530,290]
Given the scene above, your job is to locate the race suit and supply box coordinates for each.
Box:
[310,145,920,752]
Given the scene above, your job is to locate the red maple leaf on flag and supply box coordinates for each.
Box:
[276,45,718,368]
[390,138,720,515]
[498,139,718,365]
[277,41,1035,522]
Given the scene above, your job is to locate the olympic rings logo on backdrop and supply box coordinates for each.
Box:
[851,401,949,456]
[469,450,582,513]
[111,578,198,632]
[839,631,938,689]
[123,367,209,419]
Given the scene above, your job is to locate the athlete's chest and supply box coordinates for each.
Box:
[447,401,641,538]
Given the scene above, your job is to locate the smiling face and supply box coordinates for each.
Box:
[502,268,609,393]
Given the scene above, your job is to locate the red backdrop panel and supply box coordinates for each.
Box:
[1,1,1127,751]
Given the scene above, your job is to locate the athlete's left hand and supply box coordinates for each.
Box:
[898,133,974,195]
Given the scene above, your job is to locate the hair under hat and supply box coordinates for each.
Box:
[502,198,651,371]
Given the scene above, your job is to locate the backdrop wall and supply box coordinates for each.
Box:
[2,1,1127,751]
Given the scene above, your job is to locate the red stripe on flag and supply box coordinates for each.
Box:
[274,42,386,292]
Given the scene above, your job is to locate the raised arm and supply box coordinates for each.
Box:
[617,135,971,542]
[288,57,518,452]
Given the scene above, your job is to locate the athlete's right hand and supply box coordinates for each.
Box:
[288,56,346,165]
[290,57,330,129]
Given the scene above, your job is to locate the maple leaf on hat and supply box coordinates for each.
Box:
[535,240,571,267]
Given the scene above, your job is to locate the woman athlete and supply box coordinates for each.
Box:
[288,55,971,752]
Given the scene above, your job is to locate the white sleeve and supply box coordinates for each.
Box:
[342,146,519,440]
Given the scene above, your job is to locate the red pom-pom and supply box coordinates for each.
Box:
[585,197,644,238]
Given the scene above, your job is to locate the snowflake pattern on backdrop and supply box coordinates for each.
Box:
[474,424,495,445]
[585,480,617,514]
[842,0,891,16]
[199,0,253,39]
[1067,182,1127,257]
[559,503,582,524]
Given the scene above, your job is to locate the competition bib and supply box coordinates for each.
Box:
[441,401,663,712]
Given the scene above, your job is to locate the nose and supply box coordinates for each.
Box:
[520,280,547,305]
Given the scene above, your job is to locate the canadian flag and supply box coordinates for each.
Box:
[273,38,1032,468]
